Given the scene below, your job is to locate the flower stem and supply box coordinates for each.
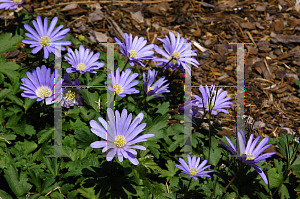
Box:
[224,163,244,191]
[21,4,35,18]
[135,95,147,106]
[181,178,192,199]
[157,58,174,75]
[43,98,50,114]
[120,59,129,72]
[39,50,44,66]
[208,111,212,164]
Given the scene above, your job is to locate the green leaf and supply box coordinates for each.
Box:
[23,98,36,113]
[279,184,290,199]
[15,139,38,155]
[0,189,13,199]
[80,89,99,112]
[0,55,20,83]
[6,114,36,137]
[0,105,5,124]
[37,126,54,144]
[0,33,23,53]
[7,94,23,106]
[4,165,32,197]
[156,102,170,115]
[74,126,98,149]
[267,168,283,189]
[144,113,169,136]
[89,72,106,85]
[0,88,12,100]
[77,187,100,199]
[0,132,16,144]
[145,141,160,158]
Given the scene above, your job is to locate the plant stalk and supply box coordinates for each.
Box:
[181,178,192,199]
[224,163,244,191]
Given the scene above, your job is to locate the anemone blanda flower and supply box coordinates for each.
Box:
[65,45,105,74]
[61,73,84,108]
[0,0,23,10]
[220,130,276,184]
[108,67,139,97]
[192,85,233,115]
[153,31,199,76]
[143,69,170,97]
[20,65,61,105]
[22,15,71,59]
[90,108,155,165]
[175,155,214,180]
[114,33,155,67]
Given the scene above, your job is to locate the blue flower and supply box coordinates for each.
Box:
[220,130,276,184]
[115,33,155,67]
[143,69,170,97]
[153,31,199,76]
[90,108,155,165]
[65,45,105,74]
[20,65,62,105]
[108,67,139,97]
[22,16,71,59]
[192,85,233,115]
[175,155,214,180]
[0,0,23,10]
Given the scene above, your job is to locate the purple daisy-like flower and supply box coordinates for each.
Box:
[192,85,233,115]
[65,45,105,74]
[143,69,170,97]
[220,130,276,184]
[115,33,155,67]
[108,67,139,97]
[0,0,23,10]
[22,15,71,59]
[20,65,62,105]
[175,155,214,180]
[61,73,84,108]
[90,108,155,165]
[153,31,200,76]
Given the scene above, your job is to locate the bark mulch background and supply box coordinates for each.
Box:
[1,0,300,147]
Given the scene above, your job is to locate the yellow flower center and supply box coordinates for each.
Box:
[206,102,215,110]
[36,86,52,99]
[77,63,86,71]
[114,84,123,95]
[65,90,75,102]
[39,36,51,47]
[241,152,254,160]
[13,0,22,4]
[169,56,178,65]
[129,49,138,58]
[189,167,199,176]
[114,135,126,148]
[147,87,154,92]
[172,51,181,59]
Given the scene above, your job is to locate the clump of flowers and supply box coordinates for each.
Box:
[90,108,155,165]
[143,69,170,97]
[65,45,105,74]
[20,65,61,105]
[175,155,214,180]
[0,0,23,10]
[220,130,276,184]
[115,33,155,67]
[192,85,233,115]
[108,67,139,97]
[22,16,71,59]
[153,31,199,76]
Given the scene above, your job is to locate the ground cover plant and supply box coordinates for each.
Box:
[0,0,300,198]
